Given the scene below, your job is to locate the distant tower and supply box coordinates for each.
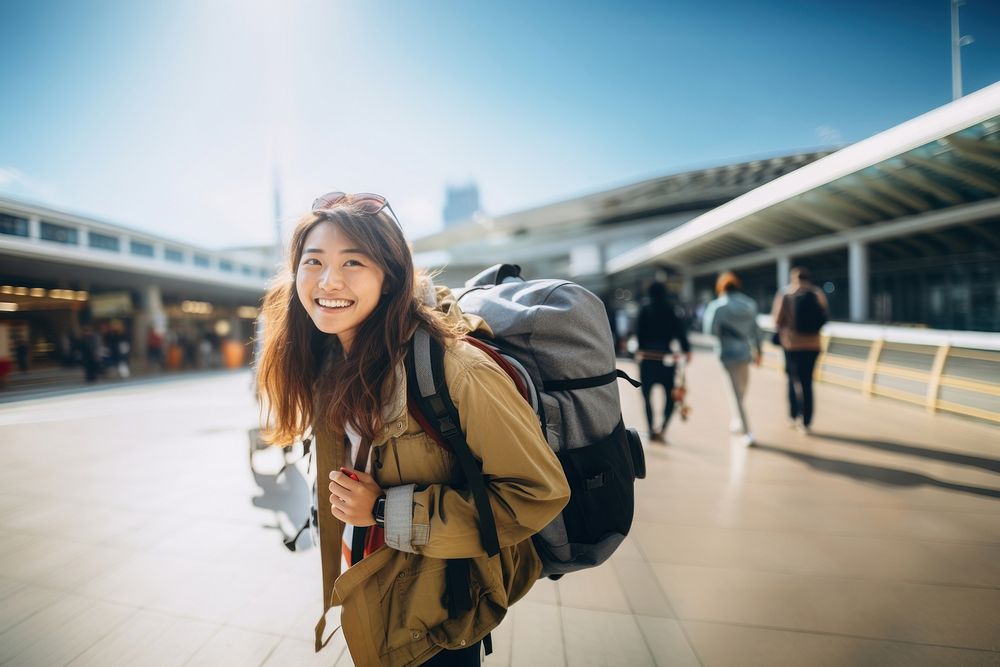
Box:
[442,183,482,228]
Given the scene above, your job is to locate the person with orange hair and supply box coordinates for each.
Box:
[703,271,762,446]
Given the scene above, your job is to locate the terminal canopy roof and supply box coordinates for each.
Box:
[607,82,1000,275]
[411,152,832,255]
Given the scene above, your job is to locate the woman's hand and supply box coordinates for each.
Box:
[329,468,382,526]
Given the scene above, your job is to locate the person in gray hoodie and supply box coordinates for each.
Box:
[703,271,762,446]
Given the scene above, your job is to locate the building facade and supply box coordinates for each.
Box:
[0,197,274,375]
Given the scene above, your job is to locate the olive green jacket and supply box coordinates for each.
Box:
[312,296,570,666]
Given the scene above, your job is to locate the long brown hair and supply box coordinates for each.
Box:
[256,202,460,444]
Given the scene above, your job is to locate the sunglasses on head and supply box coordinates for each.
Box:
[311,191,402,229]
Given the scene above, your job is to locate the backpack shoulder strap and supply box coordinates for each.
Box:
[406,328,501,558]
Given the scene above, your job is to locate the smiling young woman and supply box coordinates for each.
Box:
[254,192,569,666]
[294,221,387,352]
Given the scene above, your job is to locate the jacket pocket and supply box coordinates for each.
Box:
[383,559,451,647]
[388,433,456,486]
[557,431,634,543]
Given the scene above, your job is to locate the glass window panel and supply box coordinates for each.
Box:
[40,221,78,245]
[88,232,120,252]
[130,240,154,257]
[0,213,29,237]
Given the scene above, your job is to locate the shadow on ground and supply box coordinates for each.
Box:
[810,431,1000,474]
[249,428,316,552]
[753,443,1000,500]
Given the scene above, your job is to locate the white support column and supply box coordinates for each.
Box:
[28,215,40,240]
[848,240,870,322]
[146,285,166,334]
[133,285,166,368]
[680,274,694,302]
[777,256,791,288]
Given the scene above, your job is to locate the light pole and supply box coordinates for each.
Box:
[272,163,283,265]
[951,0,975,100]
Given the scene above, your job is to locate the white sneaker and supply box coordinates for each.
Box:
[741,432,756,447]
[729,419,744,434]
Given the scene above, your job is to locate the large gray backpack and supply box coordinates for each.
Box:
[407,264,645,580]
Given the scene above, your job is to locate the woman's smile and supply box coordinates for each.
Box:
[295,221,386,351]
[315,297,356,311]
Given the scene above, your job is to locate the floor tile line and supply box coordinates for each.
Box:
[179,624,227,667]
[554,580,569,667]
[60,601,138,667]
[677,617,1000,655]
[257,637,283,667]
[626,537,706,667]
[1,582,308,642]
[634,517,1000,547]
[636,494,1000,517]
[644,559,1000,591]
[606,561,663,666]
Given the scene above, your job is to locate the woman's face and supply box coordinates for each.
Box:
[295,221,386,352]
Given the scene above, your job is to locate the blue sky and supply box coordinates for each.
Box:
[1,0,998,248]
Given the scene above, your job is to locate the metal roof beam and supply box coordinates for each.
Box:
[730,219,789,247]
[863,176,931,212]
[672,198,1000,277]
[902,154,1000,195]
[876,164,965,204]
[942,136,1000,170]
[946,133,1000,155]
[775,201,854,231]
[840,183,910,218]
[809,190,885,223]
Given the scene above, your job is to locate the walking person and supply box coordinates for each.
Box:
[146,328,164,371]
[14,334,29,373]
[772,267,829,434]
[78,326,101,383]
[703,271,762,446]
[635,281,691,444]
[255,191,569,666]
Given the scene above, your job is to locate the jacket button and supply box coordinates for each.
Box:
[459,640,467,646]
[398,572,406,579]
[396,421,403,430]
[411,631,421,640]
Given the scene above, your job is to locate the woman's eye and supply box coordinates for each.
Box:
[302,258,320,266]
[344,259,363,267]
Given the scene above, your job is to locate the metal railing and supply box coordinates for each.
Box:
[757,320,1000,425]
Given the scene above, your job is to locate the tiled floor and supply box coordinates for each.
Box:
[0,357,997,666]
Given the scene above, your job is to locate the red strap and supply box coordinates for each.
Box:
[364,525,385,557]
[344,526,386,567]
